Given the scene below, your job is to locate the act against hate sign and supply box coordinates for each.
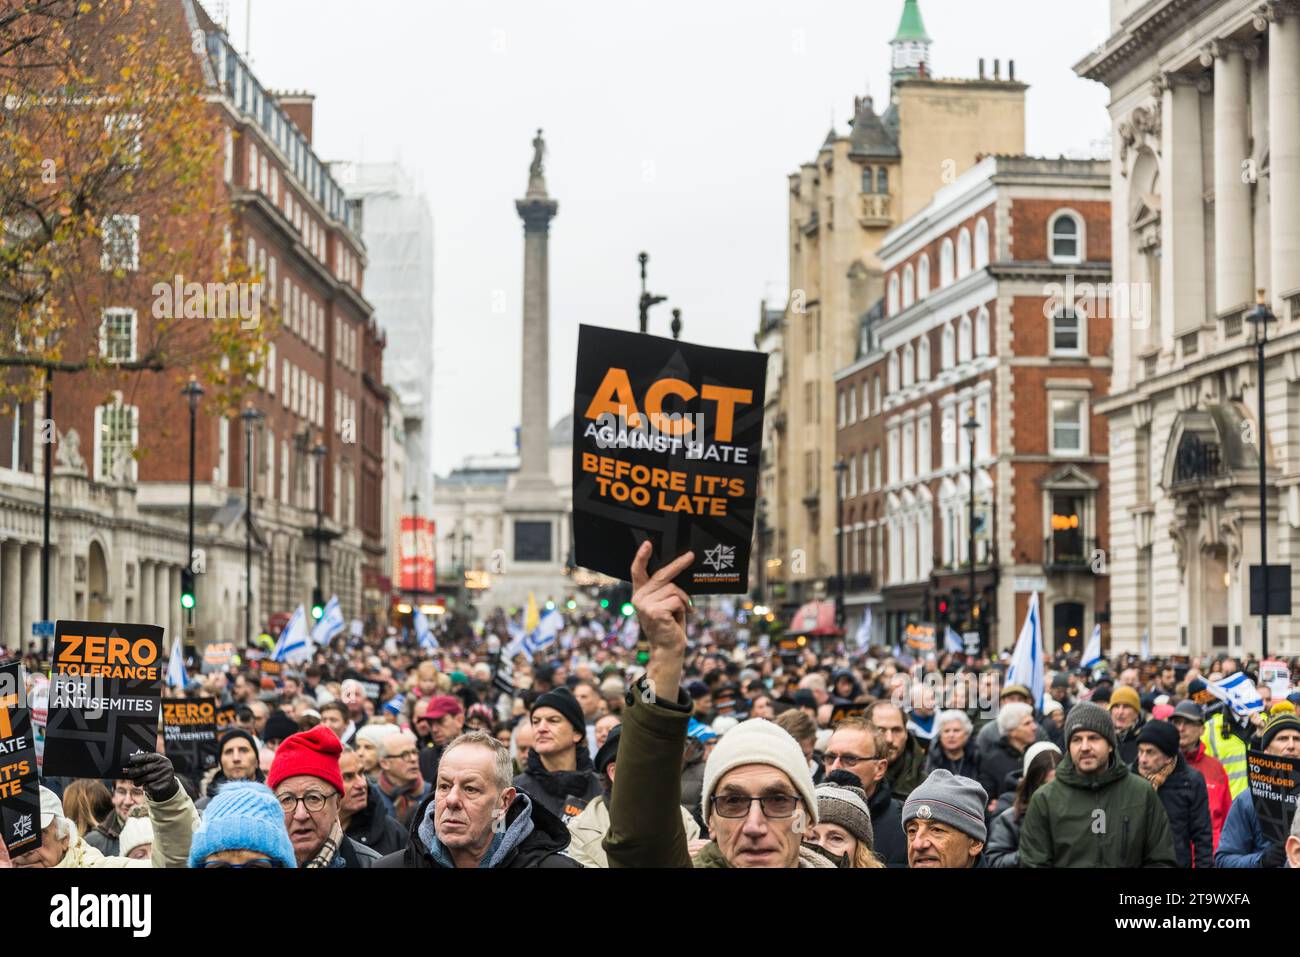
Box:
[0,661,40,856]
[572,325,766,594]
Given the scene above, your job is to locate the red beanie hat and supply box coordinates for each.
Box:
[267,725,344,794]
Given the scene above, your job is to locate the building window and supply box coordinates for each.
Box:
[958,315,973,363]
[917,336,930,382]
[887,274,900,316]
[917,254,930,299]
[1050,396,1085,454]
[99,308,136,363]
[248,142,258,189]
[918,414,931,474]
[902,264,914,309]
[862,168,874,193]
[838,390,846,427]
[848,384,857,424]
[876,167,889,193]
[888,352,900,394]
[1052,308,1084,355]
[861,450,869,491]
[975,307,990,356]
[94,397,138,483]
[902,423,914,481]
[957,228,972,278]
[974,217,990,269]
[888,430,899,484]
[942,324,955,370]
[942,407,956,468]
[1049,211,1083,264]
[902,343,914,388]
[873,374,881,412]
[100,214,139,272]
[940,238,954,287]
[873,447,881,489]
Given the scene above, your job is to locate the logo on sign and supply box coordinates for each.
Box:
[13,812,32,840]
[703,544,735,572]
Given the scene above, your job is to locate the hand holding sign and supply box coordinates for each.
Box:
[631,541,694,703]
[122,750,178,803]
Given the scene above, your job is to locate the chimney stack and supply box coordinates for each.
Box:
[1009,59,1016,81]
[993,59,1001,80]
[274,91,315,146]
[978,58,985,79]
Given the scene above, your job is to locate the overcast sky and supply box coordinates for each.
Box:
[221,0,1112,478]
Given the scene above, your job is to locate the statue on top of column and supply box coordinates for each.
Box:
[530,128,546,178]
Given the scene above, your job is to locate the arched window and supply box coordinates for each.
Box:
[974,217,990,269]
[957,228,972,278]
[917,336,930,381]
[887,274,900,316]
[862,168,874,193]
[942,323,955,369]
[1049,210,1083,263]
[940,238,954,286]
[888,351,900,393]
[975,307,990,356]
[902,264,915,309]
[917,254,930,299]
[873,374,881,412]
[959,314,973,363]
[902,343,914,388]
[876,167,889,194]
[918,414,931,474]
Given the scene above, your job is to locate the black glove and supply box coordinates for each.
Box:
[122,751,178,803]
[1259,843,1287,868]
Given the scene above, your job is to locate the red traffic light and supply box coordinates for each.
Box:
[937,599,949,614]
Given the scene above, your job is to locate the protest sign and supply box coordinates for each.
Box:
[30,675,48,773]
[1260,659,1292,702]
[202,642,235,674]
[1246,748,1300,846]
[0,661,40,855]
[573,325,766,594]
[161,696,218,776]
[42,620,164,779]
[214,703,238,733]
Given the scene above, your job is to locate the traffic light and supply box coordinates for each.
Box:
[599,598,610,609]
[180,568,196,610]
[620,602,635,617]
[936,594,950,622]
[565,598,577,610]
[311,587,324,621]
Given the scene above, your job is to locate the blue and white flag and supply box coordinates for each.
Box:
[1207,671,1265,717]
[272,605,312,664]
[521,609,563,661]
[944,625,964,655]
[618,613,639,650]
[1006,591,1045,711]
[311,595,346,646]
[1081,624,1103,669]
[166,635,189,689]
[855,608,872,649]
[414,609,439,653]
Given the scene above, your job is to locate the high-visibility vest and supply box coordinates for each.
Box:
[1202,712,1249,800]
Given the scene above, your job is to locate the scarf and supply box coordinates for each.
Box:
[379,771,426,814]
[1140,759,1175,791]
[303,820,344,868]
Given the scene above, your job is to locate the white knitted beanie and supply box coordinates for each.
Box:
[701,718,819,825]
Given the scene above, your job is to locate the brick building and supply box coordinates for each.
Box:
[838,155,1112,652]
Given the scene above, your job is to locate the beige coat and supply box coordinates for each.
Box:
[567,794,699,868]
[56,780,199,869]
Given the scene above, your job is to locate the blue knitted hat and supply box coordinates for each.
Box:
[188,781,297,868]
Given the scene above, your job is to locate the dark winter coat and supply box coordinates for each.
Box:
[345,784,409,858]
[512,747,603,824]
[885,733,928,801]
[867,779,908,867]
[1019,751,1176,868]
[1130,753,1212,868]
[984,806,1023,868]
[924,736,981,779]
[977,737,1026,807]
[1115,719,1144,766]
[374,787,579,869]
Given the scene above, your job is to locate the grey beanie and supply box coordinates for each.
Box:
[814,781,874,850]
[1063,701,1117,752]
[901,770,988,843]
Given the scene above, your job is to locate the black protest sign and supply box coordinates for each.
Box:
[42,621,164,779]
[0,661,40,855]
[1247,749,1300,846]
[573,324,766,594]
[214,703,238,733]
[162,696,218,776]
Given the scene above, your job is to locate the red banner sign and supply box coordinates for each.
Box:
[399,515,436,594]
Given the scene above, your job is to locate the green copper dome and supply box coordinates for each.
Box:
[893,0,930,42]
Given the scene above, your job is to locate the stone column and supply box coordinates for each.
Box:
[170,565,182,641]
[140,560,154,626]
[3,543,20,650]
[154,563,168,629]
[21,545,39,637]
[1212,43,1255,313]
[1159,74,1207,338]
[1270,8,1300,303]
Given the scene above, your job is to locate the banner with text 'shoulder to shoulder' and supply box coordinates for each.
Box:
[0,660,40,855]
[573,324,767,595]
[42,620,164,779]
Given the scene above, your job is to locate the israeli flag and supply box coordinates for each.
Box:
[1206,671,1265,717]
[1006,591,1045,711]
[311,595,346,645]
[166,636,189,689]
[1081,624,1103,669]
[272,605,312,664]
[855,608,873,648]
[521,609,563,660]
[944,626,964,655]
[414,609,439,652]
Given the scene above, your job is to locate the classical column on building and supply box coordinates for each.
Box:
[1157,72,1207,342]
[3,542,20,648]
[170,565,182,641]
[140,560,154,627]
[1269,2,1300,308]
[1207,40,1255,315]
[20,545,39,638]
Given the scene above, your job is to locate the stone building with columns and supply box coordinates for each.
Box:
[1076,0,1300,656]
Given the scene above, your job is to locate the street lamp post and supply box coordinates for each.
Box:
[182,377,204,636]
[963,414,979,646]
[637,251,668,334]
[240,404,264,647]
[311,440,327,615]
[833,459,848,630]
[1247,289,1276,659]
[40,369,52,642]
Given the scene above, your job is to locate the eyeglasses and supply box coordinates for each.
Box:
[710,793,802,819]
[114,786,146,799]
[202,858,285,869]
[823,752,883,769]
[276,791,332,813]
[385,750,419,761]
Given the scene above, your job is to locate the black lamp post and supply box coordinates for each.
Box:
[963,413,979,643]
[1246,289,1276,659]
[40,369,52,642]
[833,459,848,629]
[182,376,204,636]
[637,251,668,334]
[671,307,683,341]
[240,404,264,647]
[311,439,327,615]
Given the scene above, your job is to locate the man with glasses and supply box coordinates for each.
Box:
[377,729,431,827]
[84,777,148,856]
[822,717,907,865]
[603,543,835,868]
[267,724,380,868]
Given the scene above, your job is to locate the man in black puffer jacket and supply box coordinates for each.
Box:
[375,730,580,869]
[1133,720,1212,868]
[512,687,603,823]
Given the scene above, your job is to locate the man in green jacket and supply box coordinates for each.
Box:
[602,543,835,869]
[1019,702,1176,868]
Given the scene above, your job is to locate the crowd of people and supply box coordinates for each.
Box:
[5,544,1300,870]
